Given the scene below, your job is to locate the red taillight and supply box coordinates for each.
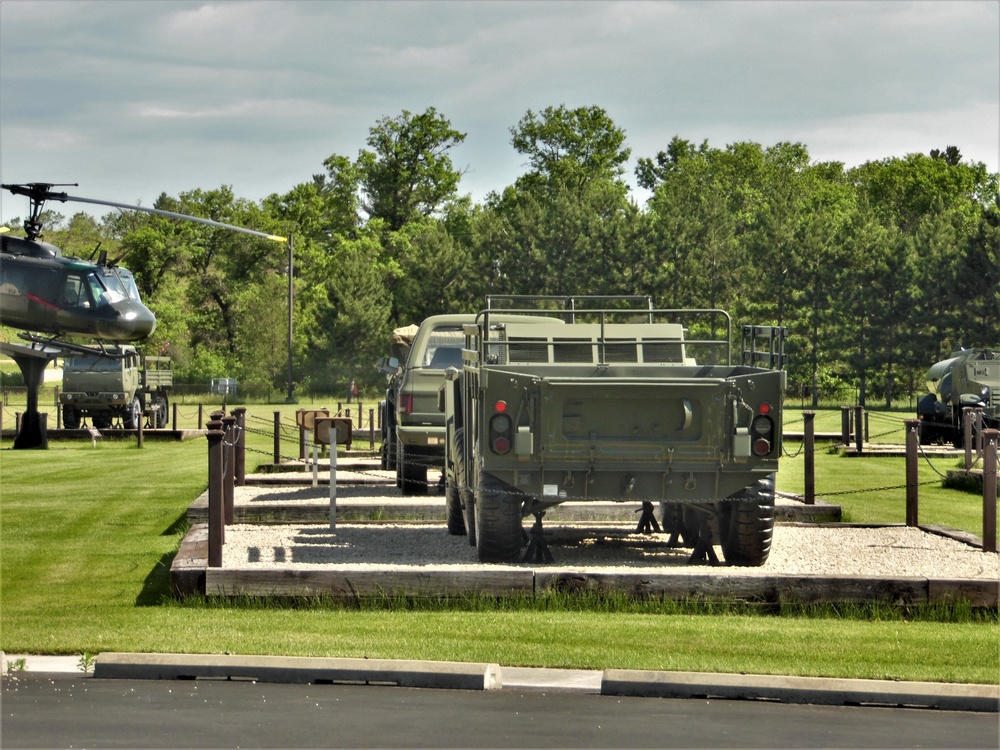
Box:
[495,400,507,413]
[758,402,771,416]
[753,438,771,456]
[489,413,512,454]
[400,394,414,414]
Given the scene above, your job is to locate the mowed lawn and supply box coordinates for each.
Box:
[0,426,997,685]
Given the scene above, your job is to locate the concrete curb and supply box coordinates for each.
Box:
[601,668,1000,713]
[92,652,501,691]
[6,653,996,712]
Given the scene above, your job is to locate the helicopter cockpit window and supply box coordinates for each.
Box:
[61,274,92,309]
[94,269,129,305]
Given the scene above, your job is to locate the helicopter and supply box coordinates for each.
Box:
[1,184,157,346]
[1,182,288,448]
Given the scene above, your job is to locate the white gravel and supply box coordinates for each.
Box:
[219,485,999,579]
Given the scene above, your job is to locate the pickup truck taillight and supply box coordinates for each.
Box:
[400,393,414,415]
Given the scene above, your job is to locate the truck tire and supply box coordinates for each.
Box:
[445,427,466,535]
[454,430,476,544]
[153,395,169,428]
[475,472,523,563]
[398,445,427,496]
[717,474,775,567]
[123,397,142,430]
[62,404,80,430]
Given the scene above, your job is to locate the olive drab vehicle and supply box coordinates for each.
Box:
[917,348,1000,447]
[440,296,787,566]
[60,346,173,430]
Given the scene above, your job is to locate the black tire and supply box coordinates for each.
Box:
[454,430,476,545]
[445,427,466,535]
[152,395,168,429]
[474,471,523,563]
[398,445,427,496]
[717,474,775,566]
[62,404,80,430]
[445,479,465,535]
[123,397,141,430]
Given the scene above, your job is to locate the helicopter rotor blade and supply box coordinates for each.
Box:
[63,194,288,243]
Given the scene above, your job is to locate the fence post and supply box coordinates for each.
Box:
[273,411,281,464]
[206,420,225,567]
[840,406,851,445]
[905,419,919,526]
[329,425,338,531]
[854,405,864,455]
[222,414,236,525]
[982,429,997,554]
[233,407,247,486]
[198,403,204,431]
[963,407,974,470]
[369,407,375,450]
[804,410,815,505]
[299,424,307,460]
[137,411,144,449]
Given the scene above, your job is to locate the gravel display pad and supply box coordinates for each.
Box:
[219,519,998,580]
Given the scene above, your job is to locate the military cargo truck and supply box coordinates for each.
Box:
[441,296,787,565]
[60,347,172,430]
[917,348,1000,447]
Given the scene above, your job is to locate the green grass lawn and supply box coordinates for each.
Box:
[1,410,997,684]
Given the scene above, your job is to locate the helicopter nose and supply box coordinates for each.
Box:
[125,304,158,339]
[108,301,157,340]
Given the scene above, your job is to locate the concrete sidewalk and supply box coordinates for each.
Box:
[3,652,996,712]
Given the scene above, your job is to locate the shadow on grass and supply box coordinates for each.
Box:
[137,511,192,606]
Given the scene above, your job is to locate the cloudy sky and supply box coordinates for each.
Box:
[1,0,997,224]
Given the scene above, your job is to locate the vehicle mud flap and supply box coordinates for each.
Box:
[475,471,523,563]
[717,474,775,567]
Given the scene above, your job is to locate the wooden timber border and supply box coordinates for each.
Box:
[170,521,997,607]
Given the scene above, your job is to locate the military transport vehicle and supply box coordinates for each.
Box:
[60,347,172,429]
[441,295,787,565]
[917,347,1000,447]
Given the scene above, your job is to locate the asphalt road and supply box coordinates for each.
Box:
[3,674,998,749]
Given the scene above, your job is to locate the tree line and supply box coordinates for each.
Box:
[5,105,998,406]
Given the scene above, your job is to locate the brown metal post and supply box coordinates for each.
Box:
[233,407,247,486]
[369,407,375,450]
[299,424,306,460]
[841,406,851,445]
[198,403,204,430]
[222,414,236,526]
[963,408,974,469]
[171,402,178,431]
[854,405,864,455]
[137,411,144,449]
[905,419,919,526]
[982,429,997,554]
[206,421,225,567]
[273,410,281,464]
[804,411,815,505]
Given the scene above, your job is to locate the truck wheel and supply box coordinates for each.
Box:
[475,472,523,563]
[445,427,466,535]
[62,405,80,430]
[718,474,775,567]
[446,480,465,535]
[123,397,141,430]
[154,395,169,428]
[93,414,112,429]
[454,429,476,545]
[398,445,427,496]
